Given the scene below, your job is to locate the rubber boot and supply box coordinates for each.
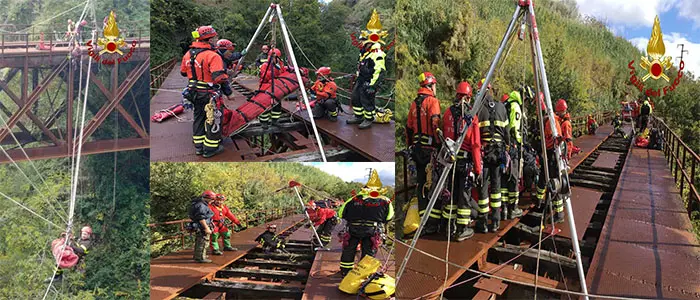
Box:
[358,118,373,129]
[508,203,523,219]
[454,225,474,242]
[328,115,338,122]
[443,219,456,238]
[475,215,488,234]
[203,145,224,158]
[489,219,500,233]
[346,115,363,124]
[420,220,439,237]
[212,249,223,255]
[195,148,203,155]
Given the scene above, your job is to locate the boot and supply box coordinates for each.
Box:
[420,221,439,237]
[261,121,269,129]
[212,249,223,255]
[195,258,212,263]
[271,118,280,126]
[223,246,238,251]
[328,115,337,122]
[443,219,457,238]
[346,115,363,124]
[358,118,373,129]
[489,219,500,233]
[203,145,224,158]
[501,204,509,220]
[508,203,523,219]
[454,225,474,242]
[475,216,488,233]
[195,148,203,155]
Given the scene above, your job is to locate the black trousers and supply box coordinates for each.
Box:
[339,226,377,274]
[192,91,222,153]
[312,98,338,119]
[445,160,478,226]
[316,217,336,246]
[259,103,282,123]
[477,162,502,222]
[639,115,649,133]
[536,149,564,220]
[351,81,375,120]
[412,146,438,220]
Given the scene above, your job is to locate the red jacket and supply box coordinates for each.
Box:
[311,80,337,100]
[180,42,228,85]
[307,207,336,226]
[544,115,563,150]
[442,106,482,174]
[407,87,441,146]
[208,203,241,226]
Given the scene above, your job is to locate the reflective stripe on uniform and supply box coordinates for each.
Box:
[478,198,489,205]
[456,208,470,215]
[204,137,219,148]
[429,208,441,219]
[456,218,470,225]
[490,193,501,200]
[193,135,205,144]
[478,120,508,127]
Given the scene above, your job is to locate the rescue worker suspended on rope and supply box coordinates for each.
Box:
[189,190,216,263]
[208,193,242,255]
[47,226,94,282]
[437,81,482,241]
[475,78,510,233]
[338,170,394,276]
[180,25,230,158]
[306,198,338,247]
[258,48,286,128]
[346,9,387,129]
[311,66,339,122]
[255,224,288,253]
[406,72,441,226]
[216,39,247,74]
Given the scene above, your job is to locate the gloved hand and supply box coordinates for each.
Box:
[366,85,377,95]
[475,172,483,186]
[241,49,248,56]
[182,98,193,111]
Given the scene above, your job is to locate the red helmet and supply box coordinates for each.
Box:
[202,190,217,199]
[501,94,509,102]
[419,72,437,86]
[268,48,282,58]
[193,26,217,40]
[80,20,87,26]
[555,98,568,113]
[262,45,270,51]
[267,224,277,231]
[477,78,492,90]
[217,39,235,51]
[215,193,226,201]
[316,66,331,77]
[81,226,92,235]
[456,81,472,97]
[306,200,317,210]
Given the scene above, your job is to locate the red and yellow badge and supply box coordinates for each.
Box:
[350,9,394,51]
[627,15,685,97]
[86,11,138,65]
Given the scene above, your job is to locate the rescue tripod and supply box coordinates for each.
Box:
[289,181,329,251]
[395,1,590,298]
[228,3,327,162]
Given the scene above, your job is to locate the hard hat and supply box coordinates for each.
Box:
[361,273,396,299]
[267,224,277,231]
[588,114,593,118]
[215,193,226,201]
[216,39,235,51]
[477,78,491,90]
[80,20,87,26]
[508,90,522,105]
[81,226,92,235]
[500,94,510,102]
[68,19,73,24]
[418,72,437,87]
[316,66,331,77]
[202,190,217,199]
[456,81,472,97]
[306,200,317,210]
[520,86,534,102]
[555,99,568,113]
[268,48,282,58]
[192,26,217,40]
[262,45,269,51]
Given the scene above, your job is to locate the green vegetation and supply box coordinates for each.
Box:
[150,162,394,257]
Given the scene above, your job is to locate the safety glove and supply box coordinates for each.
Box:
[181,88,194,110]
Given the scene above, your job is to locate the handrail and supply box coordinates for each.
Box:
[653,116,699,218]
[149,206,298,249]
[149,57,178,96]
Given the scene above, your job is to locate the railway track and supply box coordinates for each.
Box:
[179,220,317,300]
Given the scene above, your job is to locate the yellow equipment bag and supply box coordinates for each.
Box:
[339,255,382,295]
[361,273,396,299]
[403,197,420,235]
[374,108,393,123]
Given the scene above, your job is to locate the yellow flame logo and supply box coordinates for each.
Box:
[640,16,672,82]
[360,9,388,45]
[97,11,126,55]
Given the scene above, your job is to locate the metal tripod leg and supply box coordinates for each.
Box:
[292,186,327,250]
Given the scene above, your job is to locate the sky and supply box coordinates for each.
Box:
[574,0,700,77]
[303,162,395,186]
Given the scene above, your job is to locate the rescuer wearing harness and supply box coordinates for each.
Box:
[500,89,527,220]
[255,224,287,253]
[189,190,216,263]
[208,194,242,255]
[587,114,598,135]
[440,81,482,241]
[306,200,338,247]
[338,170,394,276]
[639,98,653,133]
[535,98,565,223]
[406,72,442,235]
[612,112,626,138]
[216,39,247,74]
[346,10,387,129]
[46,226,94,282]
[258,48,286,128]
[475,79,510,233]
[555,99,575,160]
[311,66,339,122]
[255,44,270,69]
[180,26,230,158]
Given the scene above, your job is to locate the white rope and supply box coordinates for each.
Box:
[0,191,61,229]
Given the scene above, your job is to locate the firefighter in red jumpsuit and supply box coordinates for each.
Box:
[587,114,598,135]
[180,26,230,158]
[208,193,241,255]
[310,66,339,122]
[555,99,577,160]
[258,48,286,128]
[536,97,565,223]
[406,72,442,235]
[440,81,482,241]
[306,200,338,247]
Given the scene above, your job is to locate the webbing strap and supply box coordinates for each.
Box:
[247,98,267,111]
[413,94,427,144]
[236,108,250,122]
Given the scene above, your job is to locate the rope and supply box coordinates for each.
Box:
[14,1,88,33]
[0,191,61,229]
